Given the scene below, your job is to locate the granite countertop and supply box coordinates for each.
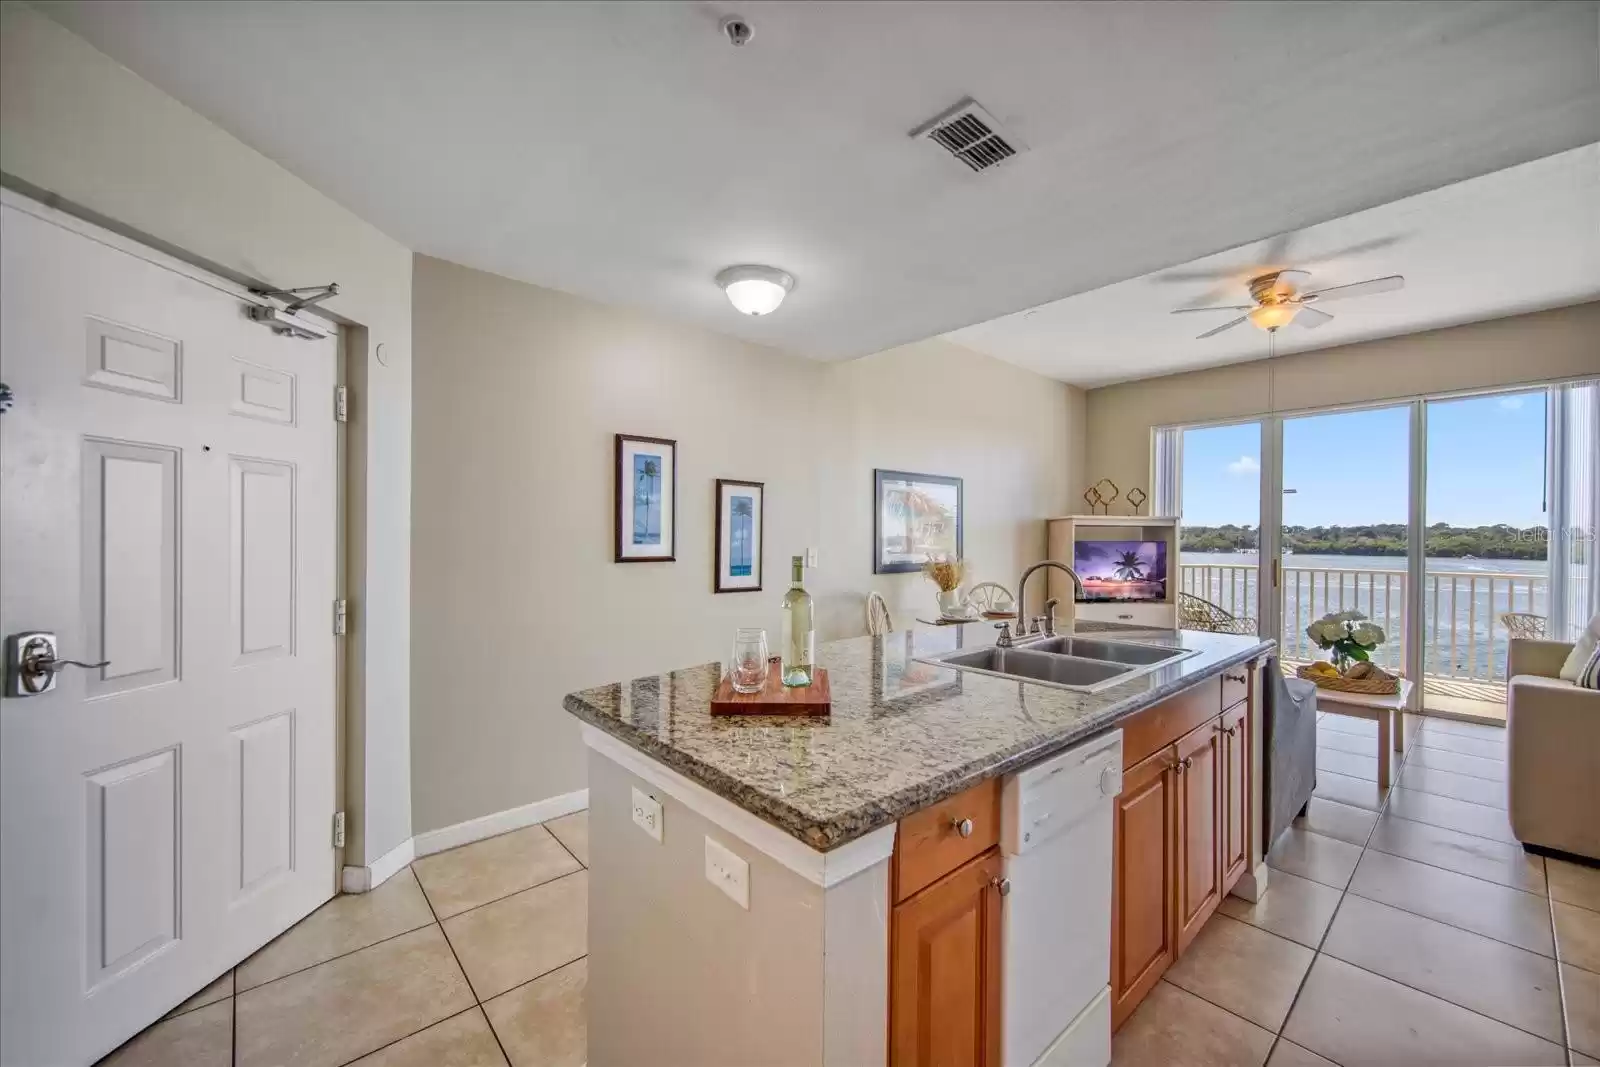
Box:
[564,623,1275,851]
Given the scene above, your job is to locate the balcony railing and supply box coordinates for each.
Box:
[1179,562,1548,700]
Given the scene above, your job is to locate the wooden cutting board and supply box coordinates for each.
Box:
[711,663,831,716]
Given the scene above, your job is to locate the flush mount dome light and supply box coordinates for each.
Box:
[715,265,794,316]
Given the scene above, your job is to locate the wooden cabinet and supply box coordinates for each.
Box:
[889,847,1003,1067]
[894,778,1000,903]
[1175,719,1222,953]
[1110,661,1262,1031]
[1220,701,1250,892]
[1111,748,1177,1028]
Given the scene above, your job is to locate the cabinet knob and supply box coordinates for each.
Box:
[951,817,974,838]
[1173,760,1185,775]
[1183,756,1195,770]
[991,876,1011,897]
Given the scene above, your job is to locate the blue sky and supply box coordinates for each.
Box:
[1180,390,1547,528]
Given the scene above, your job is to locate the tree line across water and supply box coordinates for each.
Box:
[1181,523,1549,560]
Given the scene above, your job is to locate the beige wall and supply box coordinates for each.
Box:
[1,3,415,863]
[411,256,1081,833]
[1085,301,1600,496]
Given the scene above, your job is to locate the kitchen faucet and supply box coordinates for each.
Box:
[1010,560,1084,640]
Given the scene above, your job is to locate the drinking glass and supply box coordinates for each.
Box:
[730,628,770,693]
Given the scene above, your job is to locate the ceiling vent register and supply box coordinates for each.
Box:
[911,98,1026,173]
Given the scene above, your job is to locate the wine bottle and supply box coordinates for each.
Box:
[780,555,815,687]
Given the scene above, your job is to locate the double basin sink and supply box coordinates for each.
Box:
[916,635,1197,694]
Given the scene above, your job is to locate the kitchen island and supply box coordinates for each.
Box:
[565,622,1274,1067]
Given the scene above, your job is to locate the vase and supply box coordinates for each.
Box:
[937,588,964,616]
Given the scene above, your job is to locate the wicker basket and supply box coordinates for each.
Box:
[1295,665,1401,695]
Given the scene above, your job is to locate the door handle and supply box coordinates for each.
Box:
[6,632,109,697]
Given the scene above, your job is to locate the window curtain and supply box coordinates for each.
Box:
[1548,379,1599,640]
[1153,427,1181,518]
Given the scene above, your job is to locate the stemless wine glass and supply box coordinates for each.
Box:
[730,628,770,693]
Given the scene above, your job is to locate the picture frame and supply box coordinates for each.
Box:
[714,479,764,593]
[873,469,963,574]
[615,434,677,563]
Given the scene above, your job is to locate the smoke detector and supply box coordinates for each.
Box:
[910,97,1026,173]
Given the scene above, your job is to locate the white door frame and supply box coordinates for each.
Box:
[0,187,350,886]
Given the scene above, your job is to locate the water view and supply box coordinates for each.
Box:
[1182,551,1547,683]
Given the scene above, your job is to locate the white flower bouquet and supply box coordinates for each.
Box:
[1306,610,1386,673]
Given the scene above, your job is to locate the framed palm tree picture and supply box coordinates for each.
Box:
[714,479,764,592]
[874,470,963,574]
[615,434,677,562]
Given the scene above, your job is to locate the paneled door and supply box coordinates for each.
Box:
[0,200,339,1065]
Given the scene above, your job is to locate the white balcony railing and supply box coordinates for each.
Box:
[1179,562,1549,695]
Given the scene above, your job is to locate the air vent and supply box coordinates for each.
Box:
[910,98,1026,173]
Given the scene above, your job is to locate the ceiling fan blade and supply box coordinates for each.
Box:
[1196,316,1248,340]
[1293,305,1334,329]
[1171,305,1255,315]
[1259,231,1294,267]
[1302,275,1404,302]
[1154,266,1244,284]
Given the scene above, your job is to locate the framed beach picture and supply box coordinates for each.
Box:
[714,479,764,593]
[874,469,963,574]
[615,434,677,562]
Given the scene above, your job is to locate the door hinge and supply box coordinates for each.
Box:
[332,811,346,848]
[334,385,349,423]
[333,599,349,636]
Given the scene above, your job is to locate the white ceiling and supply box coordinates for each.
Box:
[946,144,1600,386]
[39,1,1600,361]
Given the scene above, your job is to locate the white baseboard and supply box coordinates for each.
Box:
[341,836,415,894]
[413,788,590,859]
[339,789,590,893]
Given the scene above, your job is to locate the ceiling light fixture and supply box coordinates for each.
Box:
[1248,303,1300,331]
[715,265,794,316]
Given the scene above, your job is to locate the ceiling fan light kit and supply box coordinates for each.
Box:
[1172,269,1405,339]
[715,264,795,316]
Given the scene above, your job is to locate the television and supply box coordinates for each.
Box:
[1074,540,1168,603]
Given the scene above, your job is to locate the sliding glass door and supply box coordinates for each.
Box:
[1278,406,1412,676]
[1422,390,1549,717]
[1175,422,1263,631]
[1160,379,1592,723]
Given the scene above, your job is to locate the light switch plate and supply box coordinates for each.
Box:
[631,786,663,842]
[806,546,819,567]
[704,836,749,909]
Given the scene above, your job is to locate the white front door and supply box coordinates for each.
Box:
[0,199,339,1066]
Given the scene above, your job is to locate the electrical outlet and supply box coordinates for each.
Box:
[631,787,663,842]
[806,546,819,567]
[704,836,749,909]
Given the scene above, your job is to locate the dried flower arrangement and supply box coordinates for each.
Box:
[921,556,965,592]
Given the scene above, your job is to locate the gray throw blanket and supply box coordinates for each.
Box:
[1262,657,1319,853]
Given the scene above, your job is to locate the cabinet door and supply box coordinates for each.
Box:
[1176,718,1223,953]
[1220,702,1250,893]
[890,848,1003,1067]
[1111,748,1177,1030]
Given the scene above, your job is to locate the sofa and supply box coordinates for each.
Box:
[1506,638,1600,861]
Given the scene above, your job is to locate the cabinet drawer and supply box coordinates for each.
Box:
[1220,666,1250,712]
[1121,675,1223,769]
[895,778,1001,903]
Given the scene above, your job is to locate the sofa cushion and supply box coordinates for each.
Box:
[1559,612,1600,681]
[1579,644,1600,690]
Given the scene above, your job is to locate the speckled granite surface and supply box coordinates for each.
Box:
[564,624,1274,851]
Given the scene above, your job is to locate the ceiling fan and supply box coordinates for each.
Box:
[1172,269,1405,339]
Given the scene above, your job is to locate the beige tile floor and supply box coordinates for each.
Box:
[97,811,590,1067]
[1115,712,1600,1067]
[95,714,1600,1067]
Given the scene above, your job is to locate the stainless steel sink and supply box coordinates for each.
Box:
[939,647,1134,690]
[1017,637,1187,666]
[917,636,1198,693]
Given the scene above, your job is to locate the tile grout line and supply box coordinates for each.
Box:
[1262,715,1414,1065]
[422,863,586,926]
[412,862,517,1067]
[327,1005,484,1067]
